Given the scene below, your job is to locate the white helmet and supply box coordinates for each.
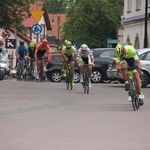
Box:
[81,44,88,50]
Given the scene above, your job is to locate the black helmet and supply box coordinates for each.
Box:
[20,41,24,45]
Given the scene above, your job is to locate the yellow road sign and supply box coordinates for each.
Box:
[30,10,44,23]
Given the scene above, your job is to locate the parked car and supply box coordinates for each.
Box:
[45,54,80,83]
[46,48,116,83]
[107,48,150,87]
[91,48,115,83]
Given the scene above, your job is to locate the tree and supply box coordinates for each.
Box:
[45,0,65,13]
[61,0,123,48]
[0,0,36,33]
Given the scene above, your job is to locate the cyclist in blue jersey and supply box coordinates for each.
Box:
[16,41,29,76]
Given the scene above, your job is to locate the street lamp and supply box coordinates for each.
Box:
[144,0,148,48]
[57,15,60,49]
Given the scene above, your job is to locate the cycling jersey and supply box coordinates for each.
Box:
[16,45,28,60]
[116,45,139,63]
[77,48,94,64]
[62,46,76,56]
[28,47,35,59]
[35,42,51,53]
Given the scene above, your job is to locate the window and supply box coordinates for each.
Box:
[148,0,150,6]
[144,52,150,60]
[99,51,115,58]
[136,0,141,10]
[127,0,132,12]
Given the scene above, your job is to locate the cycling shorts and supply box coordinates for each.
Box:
[37,50,46,59]
[65,54,75,63]
[121,57,137,68]
[81,57,88,64]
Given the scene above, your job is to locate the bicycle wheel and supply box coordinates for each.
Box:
[65,76,69,89]
[16,65,22,81]
[86,77,89,94]
[65,69,69,89]
[128,79,136,111]
[83,78,86,93]
[131,95,136,111]
[69,69,73,90]
[135,94,140,110]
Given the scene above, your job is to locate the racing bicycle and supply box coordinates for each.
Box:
[64,63,73,90]
[118,67,140,111]
[81,64,91,94]
[127,67,140,111]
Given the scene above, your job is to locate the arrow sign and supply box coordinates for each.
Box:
[30,10,44,23]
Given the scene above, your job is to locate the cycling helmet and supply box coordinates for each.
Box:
[29,42,36,48]
[116,44,124,56]
[42,39,49,45]
[81,44,88,50]
[66,41,72,48]
[20,41,24,45]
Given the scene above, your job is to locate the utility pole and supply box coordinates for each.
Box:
[144,0,148,48]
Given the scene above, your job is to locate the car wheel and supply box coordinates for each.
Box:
[140,71,150,87]
[91,69,103,83]
[102,80,111,83]
[50,70,62,82]
[74,71,80,83]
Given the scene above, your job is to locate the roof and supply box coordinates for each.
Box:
[48,14,66,39]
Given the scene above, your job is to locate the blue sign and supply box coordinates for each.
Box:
[31,24,42,34]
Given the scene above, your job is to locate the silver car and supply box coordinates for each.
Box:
[107,48,150,87]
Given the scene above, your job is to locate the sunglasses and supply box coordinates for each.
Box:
[67,47,71,49]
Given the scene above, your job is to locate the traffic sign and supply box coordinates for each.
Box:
[31,24,42,34]
[30,10,44,23]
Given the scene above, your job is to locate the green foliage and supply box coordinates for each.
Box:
[61,0,123,48]
[0,0,36,33]
[45,0,65,13]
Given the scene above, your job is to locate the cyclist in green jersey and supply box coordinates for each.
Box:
[115,44,144,106]
[60,41,77,86]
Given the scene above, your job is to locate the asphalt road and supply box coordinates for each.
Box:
[0,80,150,150]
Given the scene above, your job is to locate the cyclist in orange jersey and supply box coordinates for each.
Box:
[35,39,51,80]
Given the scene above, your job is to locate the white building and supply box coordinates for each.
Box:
[118,0,150,49]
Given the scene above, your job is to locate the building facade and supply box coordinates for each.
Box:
[118,0,150,49]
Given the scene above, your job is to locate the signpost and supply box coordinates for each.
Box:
[30,10,44,23]
[30,10,44,43]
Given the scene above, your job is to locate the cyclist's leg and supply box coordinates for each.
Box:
[87,58,92,87]
[69,55,75,78]
[120,60,129,91]
[36,51,43,80]
[43,50,47,71]
[133,70,144,105]
[61,54,68,77]
[68,55,75,86]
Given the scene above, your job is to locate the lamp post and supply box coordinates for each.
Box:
[57,15,60,49]
[144,0,148,48]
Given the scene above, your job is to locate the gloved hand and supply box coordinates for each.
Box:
[78,63,82,67]
[91,63,95,66]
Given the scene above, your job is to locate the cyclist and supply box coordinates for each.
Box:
[115,43,144,105]
[15,41,29,77]
[60,41,77,86]
[35,39,51,80]
[76,44,94,87]
[27,41,36,77]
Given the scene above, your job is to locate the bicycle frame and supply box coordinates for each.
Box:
[82,64,89,94]
[65,63,73,90]
[128,68,140,111]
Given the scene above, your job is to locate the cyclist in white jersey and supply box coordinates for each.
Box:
[76,44,94,87]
